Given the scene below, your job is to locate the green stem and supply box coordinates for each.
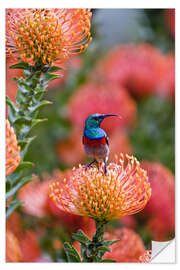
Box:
[92,220,107,244]
[6,62,60,217]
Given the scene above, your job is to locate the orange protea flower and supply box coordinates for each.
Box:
[49,154,151,222]
[6,8,92,65]
[6,229,22,262]
[6,119,21,176]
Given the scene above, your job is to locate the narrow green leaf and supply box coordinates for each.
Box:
[13,117,32,125]
[43,73,60,83]
[6,199,23,218]
[18,136,36,149]
[103,240,119,246]
[64,242,81,262]
[6,96,18,123]
[72,230,90,244]
[28,100,52,113]
[80,243,88,261]
[6,181,11,193]
[6,175,32,199]
[14,161,34,172]
[31,118,48,128]
[48,66,64,72]
[10,61,30,70]
[96,246,110,252]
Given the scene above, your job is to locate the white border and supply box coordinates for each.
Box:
[0,1,179,269]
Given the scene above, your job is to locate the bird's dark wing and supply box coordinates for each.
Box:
[105,134,109,145]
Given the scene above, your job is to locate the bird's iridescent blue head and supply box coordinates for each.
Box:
[85,113,119,129]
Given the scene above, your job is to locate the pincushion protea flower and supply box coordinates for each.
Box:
[6,8,92,65]
[6,119,21,176]
[49,154,151,222]
[6,229,22,262]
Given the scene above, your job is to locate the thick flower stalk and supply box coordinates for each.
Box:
[6,8,92,66]
[6,119,21,176]
[49,154,151,262]
[6,8,92,218]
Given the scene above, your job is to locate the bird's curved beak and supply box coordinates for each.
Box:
[101,114,122,119]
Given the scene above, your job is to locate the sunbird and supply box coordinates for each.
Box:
[82,113,119,174]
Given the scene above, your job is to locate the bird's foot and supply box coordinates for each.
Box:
[85,159,96,170]
[104,164,107,175]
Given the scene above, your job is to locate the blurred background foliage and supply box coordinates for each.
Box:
[6,8,175,262]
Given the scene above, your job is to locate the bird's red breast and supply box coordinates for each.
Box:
[83,135,107,147]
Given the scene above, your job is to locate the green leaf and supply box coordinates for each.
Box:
[101,259,116,263]
[103,240,119,246]
[64,242,81,262]
[10,61,30,70]
[6,96,18,123]
[28,100,52,113]
[96,246,111,252]
[6,181,11,193]
[48,66,64,72]
[43,73,60,83]
[6,199,23,218]
[13,117,32,125]
[13,161,34,172]
[80,243,88,261]
[18,136,36,149]
[72,230,90,244]
[6,175,32,199]
[31,118,48,128]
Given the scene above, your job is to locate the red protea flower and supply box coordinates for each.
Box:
[155,54,175,100]
[49,154,151,222]
[139,250,152,263]
[6,229,22,262]
[6,119,21,176]
[101,43,170,98]
[19,230,41,262]
[141,161,175,236]
[6,212,42,262]
[147,216,171,241]
[103,228,146,262]
[68,82,137,133]
[6,8,92,65]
